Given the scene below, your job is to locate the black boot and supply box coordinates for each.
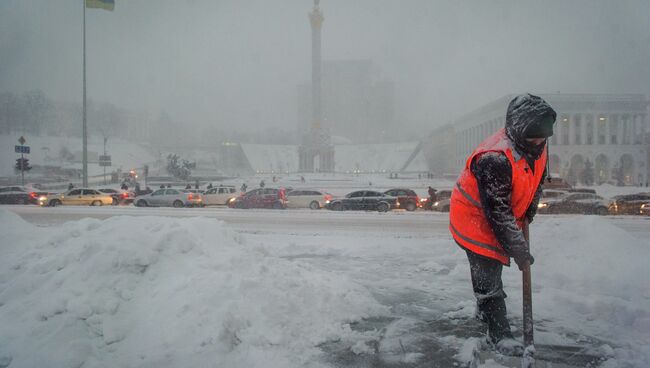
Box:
[481,297,512,343]
[481,297,524,356]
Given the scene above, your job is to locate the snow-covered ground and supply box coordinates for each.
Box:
[1,205,649,367]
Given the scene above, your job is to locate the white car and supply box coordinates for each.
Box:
[285,189,332,210]
[202,186,238,206]
[134,188,203,208]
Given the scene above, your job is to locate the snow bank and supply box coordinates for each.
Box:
[0,210,387,368]
[507,216,650,366]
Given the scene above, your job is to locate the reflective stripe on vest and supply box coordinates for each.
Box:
[449,128,547,265]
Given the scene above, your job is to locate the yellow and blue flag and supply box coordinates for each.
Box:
[86,0,114,11]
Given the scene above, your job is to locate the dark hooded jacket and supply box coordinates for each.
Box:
[470,94,556,263]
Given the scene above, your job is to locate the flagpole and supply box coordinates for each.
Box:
[82,0,88,187]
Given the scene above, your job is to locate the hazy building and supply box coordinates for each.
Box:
[433,94,649,186]
[423,124,456,176]
[298,59,395,144]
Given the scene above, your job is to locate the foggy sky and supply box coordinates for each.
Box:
[1,0,650,135]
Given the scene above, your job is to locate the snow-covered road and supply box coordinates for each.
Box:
[1,207,649,367]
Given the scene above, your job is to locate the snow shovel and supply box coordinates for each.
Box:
[521,220,535,367]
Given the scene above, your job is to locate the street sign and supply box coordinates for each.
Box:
[15,145,30,154]
[99,161,112,167]
[18,136,26,145]
[99,155,111,162]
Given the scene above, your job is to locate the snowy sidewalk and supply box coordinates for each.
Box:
[0,210,648,367]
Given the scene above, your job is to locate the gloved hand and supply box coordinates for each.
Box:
[525,212,535,225]
[514,253,535,271]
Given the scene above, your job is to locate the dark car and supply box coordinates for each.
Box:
[541,177,572,190]
[326,190,398,212]
[228,188,287,209]
[537,192,609,215]
[568,188,597,194]
[0,186,39,204]
[384,188,420,211]
[608,193,650,215]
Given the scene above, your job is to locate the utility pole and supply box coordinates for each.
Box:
[103,136,108,185]
[82,0,88,187]
[20,151,25,186]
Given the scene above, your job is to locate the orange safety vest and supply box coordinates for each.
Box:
[449,128,547,265]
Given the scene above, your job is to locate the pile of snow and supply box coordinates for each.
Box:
[0,211,387,368]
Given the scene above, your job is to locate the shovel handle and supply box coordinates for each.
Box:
[522,221,534,347]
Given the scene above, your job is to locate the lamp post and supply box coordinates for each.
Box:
[103,136,108,185]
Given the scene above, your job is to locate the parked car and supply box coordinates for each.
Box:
[40,188,113,207]
[568,188,597,194]
[608,193,650,215]
[541,177,572,190]
[134,188,203,208]
[285,189,332,209]
[537,192,609,215]
[227,188,287,209]
[384,188,420,211]
[541,189,569,200]
[0,186,40,204]
[639,202,650,216]
[98,188,135,205]
[325,190,398,212]
[203,185,238,206]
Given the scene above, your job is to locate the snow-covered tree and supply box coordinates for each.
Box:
[166,154,194,180]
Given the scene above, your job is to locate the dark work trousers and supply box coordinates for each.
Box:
[466,250,513,343]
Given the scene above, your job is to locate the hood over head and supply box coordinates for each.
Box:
[505,93,557,160]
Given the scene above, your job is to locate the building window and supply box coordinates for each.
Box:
[597,116,606,144]
[634,115,644,144]
[610,115,618,145]
[561,116,569,145]
[574,115,582,145]
[621,115,630,145]
[585,115,594,145]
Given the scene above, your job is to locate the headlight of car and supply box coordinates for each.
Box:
[642,204,647,209]
[325,200,330,204]
[228,197,236,203]
[433,201,439,206]
[537,203,548,208]
[420,198,427,202]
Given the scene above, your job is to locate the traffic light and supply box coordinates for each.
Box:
[23,158,31,171]
[14,158,31,172]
